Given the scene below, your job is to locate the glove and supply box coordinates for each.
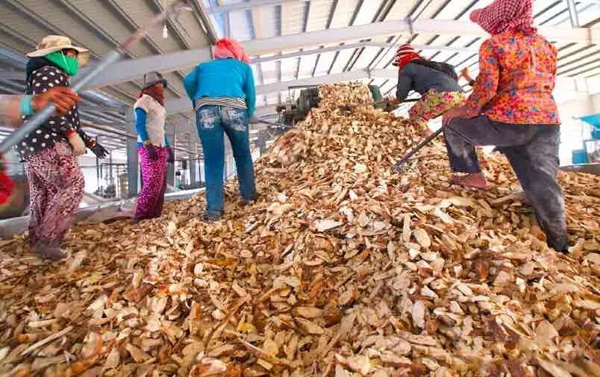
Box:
[166,147,175,163]
[145,144,159,161]
[32,87,80,116]
[90,142,109,159]
[249,115,260,124]
[67,132,86,156]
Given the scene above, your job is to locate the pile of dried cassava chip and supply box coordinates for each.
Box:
[1,83,600,377]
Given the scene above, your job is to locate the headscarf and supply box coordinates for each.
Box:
[139,84,165,106]
[470,0,537,36]
[213,38,250,63]
[392,44,422,71]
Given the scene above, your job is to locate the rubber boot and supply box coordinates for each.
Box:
[34,240,66,261]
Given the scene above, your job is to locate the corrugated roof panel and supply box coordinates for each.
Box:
[384,0,421,20]
[297,54,319,79]
[351,47,382,70]
[260,61,279,84]
[328,0,360,29]
[305,0,336,32]
[281,1,306,35]
[250,6,279,39]
[313,51,337,76]
[100,0,186,53]
[351,0,384,26]
[229,10,253,41]
[578,3,600,25]
[280,57,299,82]
[328,49,356,74]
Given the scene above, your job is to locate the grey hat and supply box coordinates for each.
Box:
[143,71,168,89]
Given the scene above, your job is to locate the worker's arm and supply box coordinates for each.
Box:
[76,124,92,147]
[1,88,80,127]
[395,70,413,101]
[134,108,150,143]
[244,64,256,117]
[183,66,198,101]
[463,40,500,116]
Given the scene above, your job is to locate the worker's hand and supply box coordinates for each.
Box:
[460,67,474,83]
[442,106,475,127]
[248,115,260,124]
[166,147,175,163]
[145,144,159,161]
[32,87,80,116]
[67,133,87,156]
[90,142,109,159]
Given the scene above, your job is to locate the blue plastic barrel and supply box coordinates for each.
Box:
[572,149,588,164]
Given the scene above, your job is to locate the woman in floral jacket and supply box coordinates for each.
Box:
[442,0,567,252]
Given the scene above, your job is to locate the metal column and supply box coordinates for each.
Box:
[257,130,267,156]
[166,126,176,187]
[189,141,198,186]
[567,0,580,27]
[126,109,139,198]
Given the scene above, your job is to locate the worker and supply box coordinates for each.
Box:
[133,71,174,222]
[183,38,258,221]
[389,44,464,135]
[0,89,81,205]
[22,35,109,261]
[442,0,567,252]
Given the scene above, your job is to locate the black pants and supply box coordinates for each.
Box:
[444,116,567,251]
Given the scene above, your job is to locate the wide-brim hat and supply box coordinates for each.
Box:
[26,35,90,66]
[143,71,168,90]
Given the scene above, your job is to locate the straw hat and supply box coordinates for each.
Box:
[26,35,90,66]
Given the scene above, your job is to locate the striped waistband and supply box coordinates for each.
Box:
[194,97,247,112]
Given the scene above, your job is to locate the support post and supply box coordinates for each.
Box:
[257,130,267,156]
[189,141,198,186]
[166,125,176,187]
[567,0,580,27]
[126,109,139,198]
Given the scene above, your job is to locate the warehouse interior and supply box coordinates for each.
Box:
[1,0,600,376]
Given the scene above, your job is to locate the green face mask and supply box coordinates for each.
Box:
[45,51,79,76]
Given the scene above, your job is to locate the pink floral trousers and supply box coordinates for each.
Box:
[26,142,84,244]
[135,146,168,221]
[409,90,465,131]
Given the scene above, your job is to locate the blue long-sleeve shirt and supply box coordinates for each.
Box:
[135,108,169,147]
[183,58,256,116]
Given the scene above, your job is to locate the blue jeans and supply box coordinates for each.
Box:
[196,105,257,216]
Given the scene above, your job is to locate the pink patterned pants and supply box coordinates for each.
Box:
[409,90,465,131]
[26,142,84,244]
[135,146,168,221]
